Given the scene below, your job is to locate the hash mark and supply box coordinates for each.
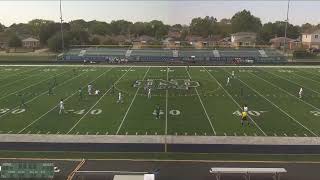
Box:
[284,133,287,137]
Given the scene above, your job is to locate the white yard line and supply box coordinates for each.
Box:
[204,67,267,136]
[4,64,320,68]
[0,68,47,89]
[250,72,320,112]
[17,68,113,134]
[67,67,133,134]
[0,69,69,102]
[232,70,318,137]
[0,67,39,80]
[263,69,320,96]
[186,67,216,135]
[165,66,169,136]
[115,67,150,135]
[0,70,86,119]
[299,69,320,79]
[293,71,320,86]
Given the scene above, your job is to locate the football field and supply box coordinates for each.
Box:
[1,65,320,137]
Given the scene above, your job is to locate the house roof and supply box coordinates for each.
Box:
[185,35,204,42]
[133,35,155,42]
[231,32,256,37]
[302,29,320,34]
[270,37,294,43]
[22,37,39,42]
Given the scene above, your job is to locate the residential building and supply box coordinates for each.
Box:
[22,37,40,48]
[231,32,256,47]
[301,29,320,49]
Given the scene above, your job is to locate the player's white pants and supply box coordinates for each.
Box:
[148,93,151,99]
[59,107,64,114]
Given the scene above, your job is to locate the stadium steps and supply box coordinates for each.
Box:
[258,50,268,57]
[173,50,179,57]
[213,50,220,57]
[78,50,86,57]
[125,50,132,57]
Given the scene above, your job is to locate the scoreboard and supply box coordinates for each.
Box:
[0,162,54,179]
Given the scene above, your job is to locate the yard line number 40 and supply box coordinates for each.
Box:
[233,110,267,117]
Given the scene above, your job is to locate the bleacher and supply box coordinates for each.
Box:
[62,47,286,64]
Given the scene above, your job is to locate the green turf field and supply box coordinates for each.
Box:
[1,65,320,137]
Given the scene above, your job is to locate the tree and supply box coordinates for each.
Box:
[70,19,88,31]
[218,18,232,37]
[39,22,60,45]
[301,23,314,33]
[8,34,22,51]
[0,22,5,32]
[190,16,219,37]
[131,22,146,37]
[259,21,301,44]
[47,32,70,52]
[110,20,133,35]
[231,10,262,33]
[28,19,53,36]
[88,21,111,35]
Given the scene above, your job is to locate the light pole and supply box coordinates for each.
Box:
[60,0,65,53]
[284,0,290,54]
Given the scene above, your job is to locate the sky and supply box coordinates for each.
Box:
[0,1,319,27]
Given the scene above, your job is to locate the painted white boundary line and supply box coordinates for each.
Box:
[0,69,69,102]
[0,67,39,80]
[2,134,320,145]
[67,67,132,134]
[186,67,216,135]
[263,69,320,96]
[165,66,169,136]
[250,72,320,112]
[3,64,320,68]
[116,67,150,135]
[0,68,47,89]
[0,70,86,119]
[231,69,318,137]
[204,67,267,136]
[17,68,112,134]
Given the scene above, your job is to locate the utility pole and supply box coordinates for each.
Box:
[60,0,65,53]
[283,0,290,54]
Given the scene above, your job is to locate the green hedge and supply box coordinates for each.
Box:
[293,50,317,59]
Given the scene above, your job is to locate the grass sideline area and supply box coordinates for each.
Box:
[1,65,320,136]
[2,151,320,162]
[0,53,57,62]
